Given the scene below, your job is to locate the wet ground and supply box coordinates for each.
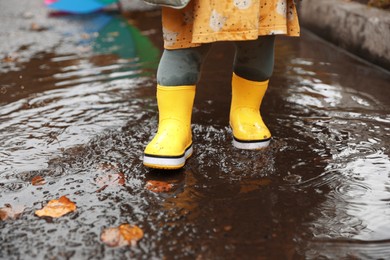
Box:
[1,1,390,259]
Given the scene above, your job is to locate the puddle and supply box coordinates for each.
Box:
[1,3,390,259]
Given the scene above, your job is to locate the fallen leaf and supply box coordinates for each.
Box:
[94,164,125,192]
[2,55,18,63]
[0,204,25,221]
[95,172,125,192]
[31,176,46,186]
[119,224,144,244]
[100,227,125,247]
[101,224,143,247]
[96,172,125,186]
[35,196,76,218]
[145,180,173,193]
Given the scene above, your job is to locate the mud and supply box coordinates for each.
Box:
[1,1,390,259]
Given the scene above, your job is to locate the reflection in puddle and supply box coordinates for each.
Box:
[0,13,159,174]
[274,37,390,258]
[1,7,390,259]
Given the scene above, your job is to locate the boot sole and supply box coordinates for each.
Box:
[143,145,193,170]
[232,137,271,150]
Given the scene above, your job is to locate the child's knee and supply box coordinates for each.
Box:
[156,48,204,86]
[233,36,275,81]
[234,65,274,82]
[157,72,200,86]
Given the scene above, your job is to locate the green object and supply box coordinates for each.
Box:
[97,0,119,4]
[93,16,159,68]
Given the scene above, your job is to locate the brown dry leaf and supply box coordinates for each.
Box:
[35,196,76,218]
[0,204,25,221]
[119,224,144,243]
[101,224,143,247]
[145,180,173,193]
[2,56,17,63]
[31,176,46,186]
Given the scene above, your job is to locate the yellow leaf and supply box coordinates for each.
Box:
[101,224,143,247]
[35,196,76,218]
[31,176,46,186]
[119,224,144,243]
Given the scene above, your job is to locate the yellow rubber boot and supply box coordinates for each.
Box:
[143,85,195,169]
[230,73,271,149]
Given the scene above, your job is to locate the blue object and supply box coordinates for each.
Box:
[47,0,118,14]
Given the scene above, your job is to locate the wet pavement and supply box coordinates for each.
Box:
[1,1,390,259]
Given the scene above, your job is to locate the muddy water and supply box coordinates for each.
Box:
[1,7,390,260]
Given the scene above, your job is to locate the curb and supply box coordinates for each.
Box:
[299,0,390,71]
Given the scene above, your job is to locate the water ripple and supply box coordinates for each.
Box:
[307,239,390,259]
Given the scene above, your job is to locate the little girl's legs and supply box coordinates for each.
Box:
[143,45,211,169]
[230,36,275,149]
[144,37,275,168]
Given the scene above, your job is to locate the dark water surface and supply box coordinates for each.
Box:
[1,3,390,259]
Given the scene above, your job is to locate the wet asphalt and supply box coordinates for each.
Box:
[1,0,390,259]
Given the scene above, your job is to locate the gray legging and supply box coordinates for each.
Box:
[157,36,275,86]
